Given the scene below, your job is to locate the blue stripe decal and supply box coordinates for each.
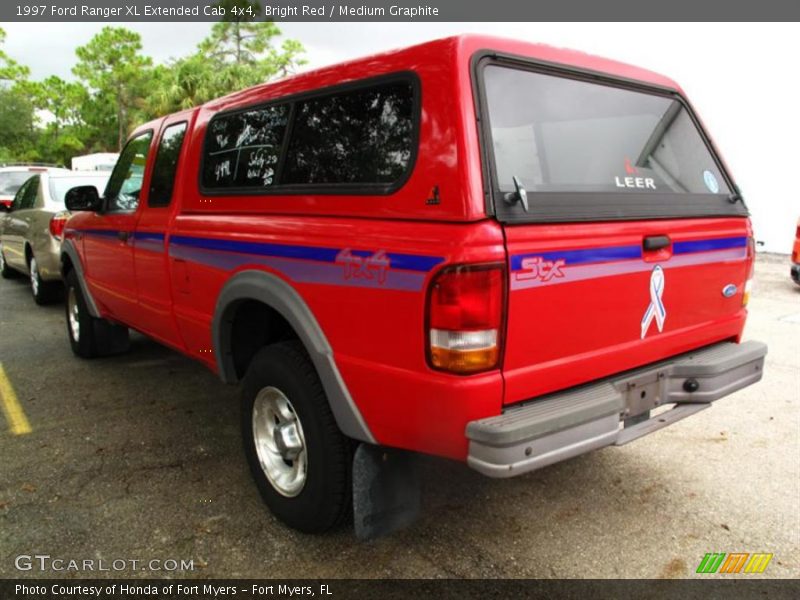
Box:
[673,236,747,255]
[385,252,443,272]
[511,236,748,271]
[169,235,443,273]
[133,232,165,242]
[83,229,120,238]
[71,229,443,273]
[511,244,641,271]
[171,245,427,292]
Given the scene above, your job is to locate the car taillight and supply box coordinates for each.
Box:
[743,236,755,306]
[794,224,800,263]
[49,212,69,241]
[427,264,505,374]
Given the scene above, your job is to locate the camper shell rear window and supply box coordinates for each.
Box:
[474,55,749,223]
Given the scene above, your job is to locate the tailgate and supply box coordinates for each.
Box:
[474,57,754,404]
[503,218,752,404]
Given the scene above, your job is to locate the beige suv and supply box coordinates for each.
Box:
[0,171,109,304]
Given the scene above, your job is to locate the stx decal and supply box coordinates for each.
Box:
[514,256,565,283]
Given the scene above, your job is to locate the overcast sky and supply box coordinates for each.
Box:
[1,22,797,252]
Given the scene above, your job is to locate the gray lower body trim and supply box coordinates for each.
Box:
[213,270,375,444]
[60,240,100,318]
[467,340,767,478]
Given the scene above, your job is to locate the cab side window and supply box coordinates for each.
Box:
[149,122,188,207]
[104,131,154,213]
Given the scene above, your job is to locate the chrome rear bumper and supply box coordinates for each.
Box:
[466,341,767,478]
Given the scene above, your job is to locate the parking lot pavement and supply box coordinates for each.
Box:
[0,254,798,579]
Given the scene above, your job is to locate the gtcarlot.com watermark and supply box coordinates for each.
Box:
[15,554,194,573]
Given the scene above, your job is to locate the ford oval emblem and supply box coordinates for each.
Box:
[722,284,738,298]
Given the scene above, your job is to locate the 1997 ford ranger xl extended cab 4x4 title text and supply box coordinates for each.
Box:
[59,35,767,535]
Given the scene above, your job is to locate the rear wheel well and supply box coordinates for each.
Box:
[226,300,299,380]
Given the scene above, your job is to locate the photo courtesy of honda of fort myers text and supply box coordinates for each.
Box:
[0,0,798,597]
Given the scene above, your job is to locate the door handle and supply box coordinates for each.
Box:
[117,231,130,243]
[643,235,670,251]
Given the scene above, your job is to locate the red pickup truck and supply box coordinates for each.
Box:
[60,35,767,534]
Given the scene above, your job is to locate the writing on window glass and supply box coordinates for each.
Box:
[203,106,288,189]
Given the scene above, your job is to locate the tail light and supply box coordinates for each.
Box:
[49,212,70,241]
[426,264,505,374]
[743,236,755,306]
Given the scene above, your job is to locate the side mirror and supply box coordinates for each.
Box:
[65,186,101,212]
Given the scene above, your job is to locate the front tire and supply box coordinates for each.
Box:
[241,341,352,533]
[29,256,59,305]
[65,269,130,358]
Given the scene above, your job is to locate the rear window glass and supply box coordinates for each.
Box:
[49,176,109,206]
[484,65,731,196]
[282,81,415,186]
[0,171,35,196]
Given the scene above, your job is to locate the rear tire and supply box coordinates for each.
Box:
[241,341,353,533]
[29,256,59,305]
[0,246,17,279]
[65,269,130,358]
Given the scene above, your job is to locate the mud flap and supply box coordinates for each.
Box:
[352,443,420,540]
[93,320,130,356]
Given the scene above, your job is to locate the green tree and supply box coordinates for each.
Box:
[0,27,29,84]
[31,76,86,128]
[22,76,89,164]
[201,1,286,66]
[196,0,306,90]
[0,21,307,164]
[141,11,305,117]
[0,87,36,162]
[0,28,35,162]
[73,27,153,150]
[142,57,219,116]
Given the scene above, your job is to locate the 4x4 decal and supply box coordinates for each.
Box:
[336,249,390,284]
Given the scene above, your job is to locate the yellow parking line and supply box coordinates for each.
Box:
[0,363,31,435]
